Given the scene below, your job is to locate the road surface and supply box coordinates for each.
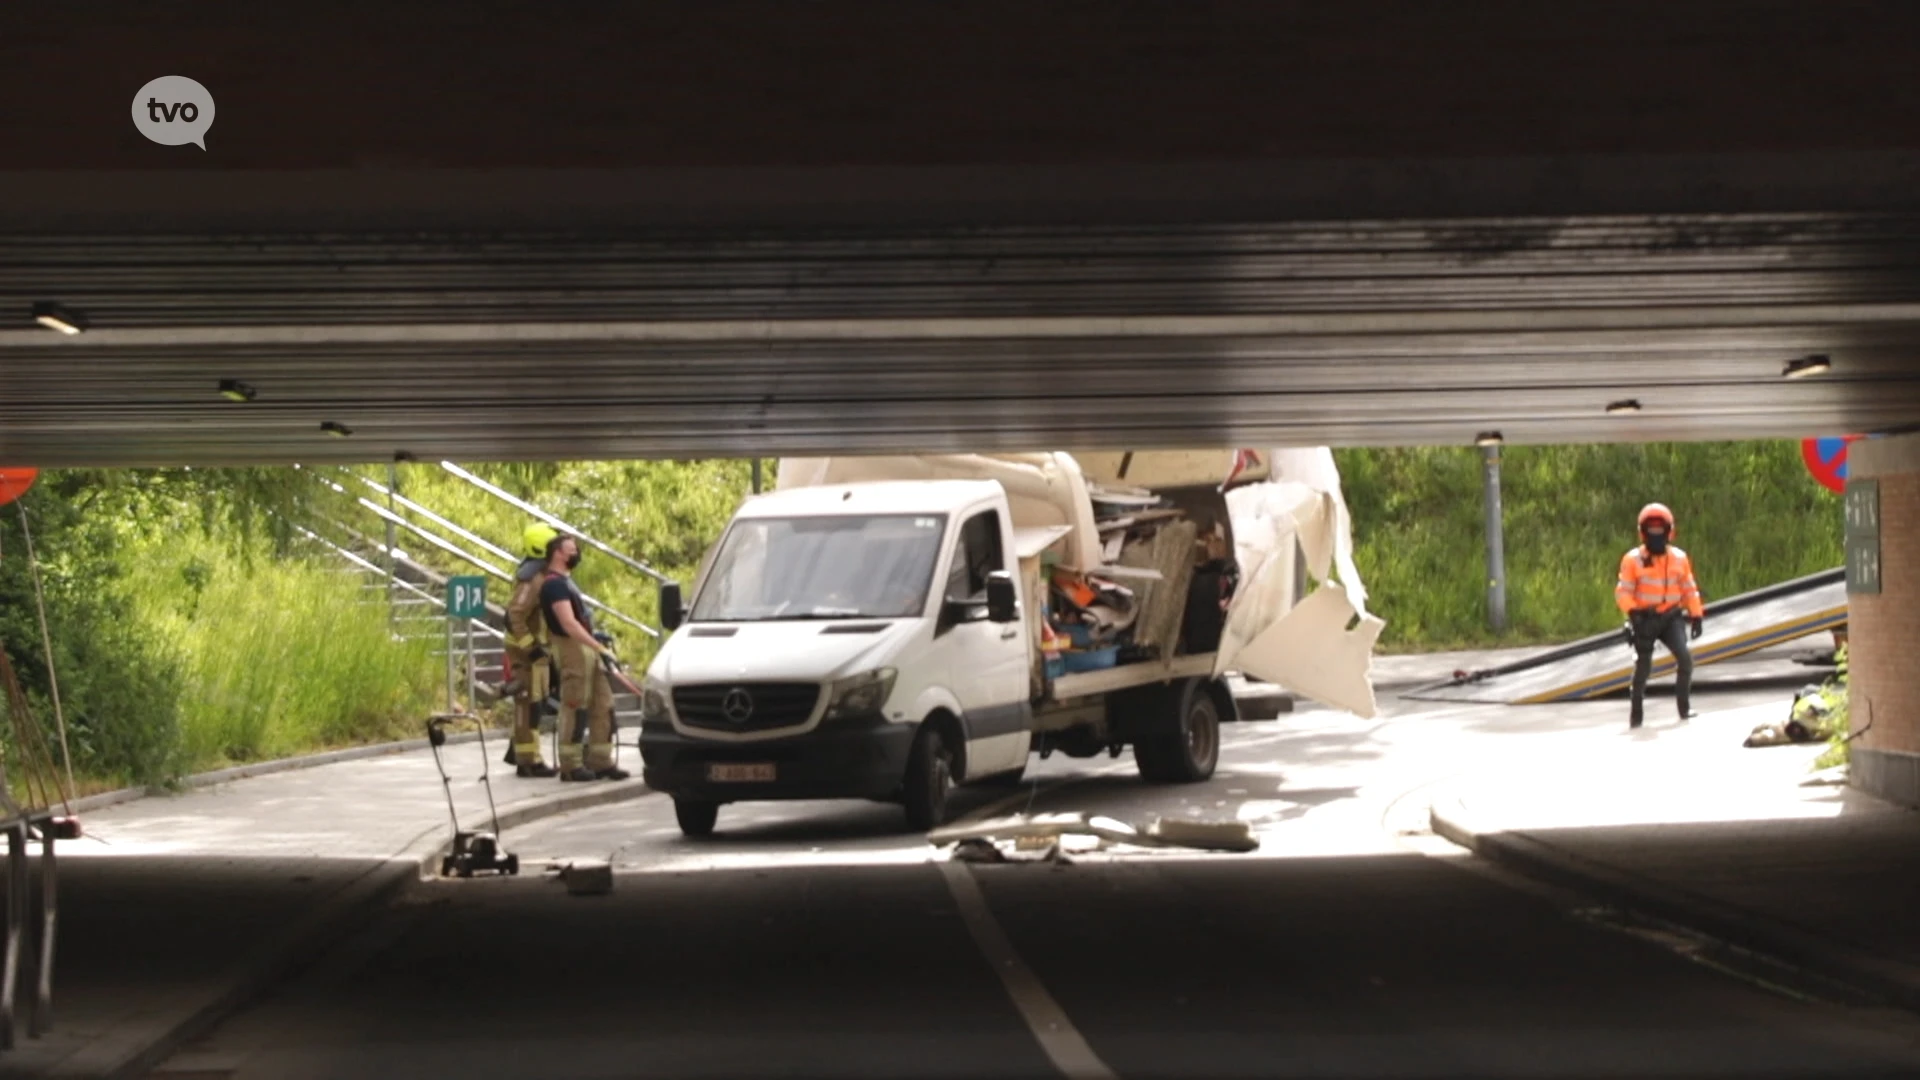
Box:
[149,676,1920,1079]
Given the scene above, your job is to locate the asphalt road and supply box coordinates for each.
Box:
[149,672,1920,1079]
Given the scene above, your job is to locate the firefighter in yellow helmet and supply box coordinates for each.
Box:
[1615,503,1706,729]
[537,534,630,782]
[501,522,559,777]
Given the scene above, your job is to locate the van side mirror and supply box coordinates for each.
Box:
[986,571,1018,624]
[659,581,685,632]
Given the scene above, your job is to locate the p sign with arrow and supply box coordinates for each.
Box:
[1802,436,1862,494]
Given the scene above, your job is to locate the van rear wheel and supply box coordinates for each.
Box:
[1135,686,1221,784]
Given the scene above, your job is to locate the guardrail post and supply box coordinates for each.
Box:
[1482,444,1508,633]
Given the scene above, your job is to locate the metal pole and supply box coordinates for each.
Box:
[465,619,476,713]
[385,463,400,633]
[1481,444,1508,633]
[445,615,456,713]
[751,458,763,494]
[1292,537,1308,606]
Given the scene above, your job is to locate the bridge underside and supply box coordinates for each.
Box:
[6,2,1920,465]
[4,215,1920,466]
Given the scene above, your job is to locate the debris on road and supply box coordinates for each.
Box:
[548,859,614,895]
[929,811,1258,858]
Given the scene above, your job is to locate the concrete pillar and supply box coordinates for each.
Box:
[1846,431,1920,808]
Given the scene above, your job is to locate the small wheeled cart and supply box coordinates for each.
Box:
[426,712,520,878]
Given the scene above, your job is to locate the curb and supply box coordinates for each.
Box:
[1429,797,1920,1013]
[61,776,654,1079]
[68,729,508,816]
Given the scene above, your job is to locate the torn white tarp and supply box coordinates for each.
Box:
[1215,447,1384,718]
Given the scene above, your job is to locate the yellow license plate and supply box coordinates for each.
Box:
[707,763,776,782]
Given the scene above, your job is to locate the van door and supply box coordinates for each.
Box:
[937,506,1031,777]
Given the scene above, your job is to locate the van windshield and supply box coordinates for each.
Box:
[690,513,947,622]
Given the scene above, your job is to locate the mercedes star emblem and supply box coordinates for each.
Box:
[721,687,755,724]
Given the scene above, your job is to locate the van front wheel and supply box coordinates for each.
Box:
[903,723,955,831]
[674,797,720,838]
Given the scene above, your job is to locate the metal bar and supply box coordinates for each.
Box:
[30,830,54,1037]
[290,525,505,639]
[751,458,763,494]
[438,461,668,583]
[351,471,519,565]
[16,301,1920,348]
[385,463,399,634]
[1291,537,1308,607]
[466,620,477,713]
[347,491,513,582]
[322,485,658,637]
[445,615,456,714]
[2,825,23,1050]
[1482,444,1508,633]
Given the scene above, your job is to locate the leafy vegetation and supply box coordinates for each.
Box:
[1815,644,1852,769]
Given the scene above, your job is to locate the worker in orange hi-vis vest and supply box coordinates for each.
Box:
[1615,503,1707,729]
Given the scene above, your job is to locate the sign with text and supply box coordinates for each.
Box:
[1845,480,1881,595]
[446,576,489,619]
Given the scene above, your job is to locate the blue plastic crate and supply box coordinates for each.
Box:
[1061,646,1120,673]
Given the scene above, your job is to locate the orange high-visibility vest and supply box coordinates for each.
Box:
[1615,546,1704,617]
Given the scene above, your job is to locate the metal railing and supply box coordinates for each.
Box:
[439,461,670,585]
[311,471,657,639]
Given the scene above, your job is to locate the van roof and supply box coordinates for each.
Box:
[739,479,1002,518]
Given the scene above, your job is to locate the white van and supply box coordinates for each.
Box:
[639,452,1380,837]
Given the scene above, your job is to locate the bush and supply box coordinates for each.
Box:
[0,478,185,789]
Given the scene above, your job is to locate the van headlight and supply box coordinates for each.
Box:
[826,668,897,720]
[641,676,671,721]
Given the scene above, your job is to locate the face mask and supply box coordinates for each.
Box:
[1644,530,1669,555]
[565,551,582,570]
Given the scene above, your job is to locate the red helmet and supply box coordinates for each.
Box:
[1638,502,1675,537]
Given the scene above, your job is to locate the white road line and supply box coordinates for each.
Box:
[938,859,1119,1080]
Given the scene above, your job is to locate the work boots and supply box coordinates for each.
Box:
[517,761,557,778]
[560,766,598,782]
[594,766,631,781]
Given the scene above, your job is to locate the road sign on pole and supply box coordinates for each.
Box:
[1802,436,1861,494]
[447,576,488,620]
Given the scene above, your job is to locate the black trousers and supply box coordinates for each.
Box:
[1630,608,1694,718]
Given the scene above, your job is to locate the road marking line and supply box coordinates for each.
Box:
[938,859,1118,1080]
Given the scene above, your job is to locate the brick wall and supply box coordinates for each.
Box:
[1848,433,1920,807]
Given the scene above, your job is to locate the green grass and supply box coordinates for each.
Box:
[1336,440,1845,650]
[127,533,441,767]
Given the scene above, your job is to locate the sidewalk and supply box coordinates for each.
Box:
[0,735,651,1079]
[1431,698,1920,1011]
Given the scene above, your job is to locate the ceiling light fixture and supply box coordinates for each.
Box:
[31,301,87,335]
[320,421,354,438]
[1474,431,1504,447]
[1605,399,1642,415]
[1783,354,1832,379]
[218,379,257,402]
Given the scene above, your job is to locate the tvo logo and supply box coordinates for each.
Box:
[131,76,215,150]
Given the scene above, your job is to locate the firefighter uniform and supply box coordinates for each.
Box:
[503,523,559,777]
[1615,503,1706,728]
[538,554,627,781]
